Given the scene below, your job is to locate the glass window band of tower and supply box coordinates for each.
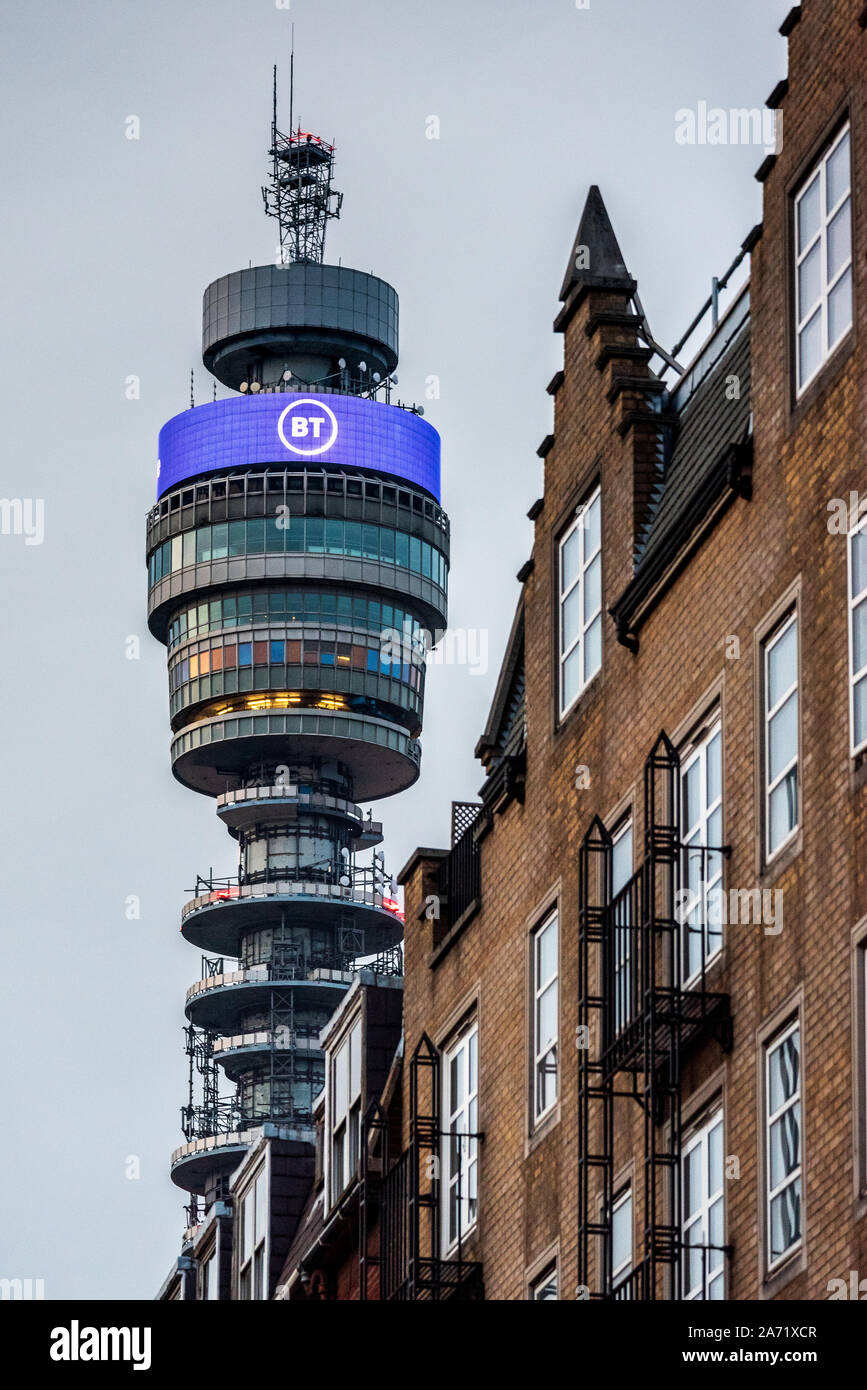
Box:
[167,644,424,735]
[147,469,448,550]
[166,589,427,653]
[237,1063,324,1128]
[148,517,448,593]
[236,921,359,971]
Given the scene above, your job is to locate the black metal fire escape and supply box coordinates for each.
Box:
[577,732,732,1300]
[359,1035,483,1301]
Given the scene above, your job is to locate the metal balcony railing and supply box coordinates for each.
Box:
[187,863,402,914]
[436,807,484,934]
[181,1099,244,1142]
[191,943,403,994]
[601,843,732,1067]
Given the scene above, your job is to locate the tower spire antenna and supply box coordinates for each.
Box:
[261,47,343,266]
[289,25,294,137]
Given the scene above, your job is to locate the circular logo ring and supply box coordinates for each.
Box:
[277,399,339,456]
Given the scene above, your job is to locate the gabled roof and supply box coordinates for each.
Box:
[611,296,754,643]
[638,314,751,566]
[475,599,525,768]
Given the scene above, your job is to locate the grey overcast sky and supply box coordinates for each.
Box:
[0,0,790,1299]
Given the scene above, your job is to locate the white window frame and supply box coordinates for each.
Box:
[328,1015,362,1209]
[611,819,634,1035]
[679,717,724,985]
[764,1020,802,1272]
[201,1250,218,1301]
[763,612,800,863]
[848,512,867,756]
[611,1187,633,1295]
[530,1263,558,1300]
[442,1021,479,1253]
[682,1108,725,1300]
[531,912,559,1125]
[238,1163,268,1300]
[558,487,602,718]
[794,121,852,395]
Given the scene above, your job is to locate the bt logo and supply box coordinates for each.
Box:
[277,399,339,457]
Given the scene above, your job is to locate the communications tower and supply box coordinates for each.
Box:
[147,69,448,1220]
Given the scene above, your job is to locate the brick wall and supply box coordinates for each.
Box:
[402,0,867,1301]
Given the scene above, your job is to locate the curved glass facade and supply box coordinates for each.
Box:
[237,1064,325,1126]
[148,517,448,591]
[167,589,426,652]
[168,632,423,703]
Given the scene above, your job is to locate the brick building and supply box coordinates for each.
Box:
[164,0,867,1302]
[370,0,865,1301]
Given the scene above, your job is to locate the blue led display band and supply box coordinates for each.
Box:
[157,394,441,501]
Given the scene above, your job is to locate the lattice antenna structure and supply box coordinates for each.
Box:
[261,61,343,266]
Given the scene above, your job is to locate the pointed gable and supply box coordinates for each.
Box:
[559,185,635,302]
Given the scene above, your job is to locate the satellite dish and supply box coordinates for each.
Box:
[282,370,292,381]
[417,406,425,417]
[358,361,367,373]
[373,372,381,383]
[250,382,261,393]
[338,358,347,370]
[390,375,399,386]
[239,382,249,393]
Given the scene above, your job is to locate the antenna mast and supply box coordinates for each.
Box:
[261,46,343,267]
[289,27,294,138]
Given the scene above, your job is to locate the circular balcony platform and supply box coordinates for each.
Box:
[215,785,368,835]
[212,1028,322,1080]
[185,966,353,1030]
[170,1136,251,1194]
[170,1120,315,1195]
[179,879,404,956]
[171,707,421,802]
